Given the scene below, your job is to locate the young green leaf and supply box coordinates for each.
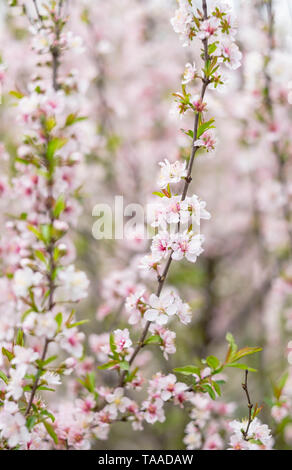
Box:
[174,365,200,376]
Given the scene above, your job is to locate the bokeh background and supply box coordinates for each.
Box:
[1,0,292,449]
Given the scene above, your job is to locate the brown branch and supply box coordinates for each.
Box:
[242,370,254,440]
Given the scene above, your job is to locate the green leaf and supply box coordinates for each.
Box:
[40,224,51,244]
[40,409,55,422]
[37,386,55,392]
[53,195,66,218]
[35,250,47,265]
[2,347,14,362]
[120,361,130,371]
[97,361,118,370]
[174,365,200,376]
[43,421,58,444]
[201,383,216,400]
[87,372,96,393]
[197,119,215,138]
[16,328,24,346]
[27,224,42,241]
[144,335,162,345]
[46,138,67,161]
[26,415,38,431]
[278,372,289,391]
[208,43,217,55]
[181,129,194,139]
[109,333,117,357]
[206,355,220,370]
[55,312,63,332]
[213,381,222,396]
[41,355,58,367]
[226,363,257,372]
[232,346,262,362]
[0,370,8,385]
[45,117,56,132]
[65,113,87,127]
[125,366,139,384]
[9,90,24,99]
[67,319,89,329]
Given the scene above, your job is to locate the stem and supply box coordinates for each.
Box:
[25,338,50,415]
[25,184,57,416]
[242,370,253,440]
[32,0,42,22]
[119,0,210,386]
[25,2,62,415]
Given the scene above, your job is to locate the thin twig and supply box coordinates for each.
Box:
[242,370,253,440]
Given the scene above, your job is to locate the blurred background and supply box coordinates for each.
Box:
[1,0,292,449]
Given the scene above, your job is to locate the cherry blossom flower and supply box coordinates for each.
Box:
[229,418,274,450]
[106,388,132,413]
[11,346,39,370]
[144,293,177,325]
[151,231,171,261]
[171,231,204,263]
[194,130,217,151]
[59,327,85,358]
[0,411,30,449]
[12,267,43,297]
[183,421,202,450]
[56,265,89,302]
[157,159,187,189]
[113,328,132,353]
[182,62,197,85]
[6,365,27,401]
[142,398,165,424]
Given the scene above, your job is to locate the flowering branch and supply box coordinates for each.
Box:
[119,0,212,388]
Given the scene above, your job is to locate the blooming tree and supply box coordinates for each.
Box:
[0,0,290,451]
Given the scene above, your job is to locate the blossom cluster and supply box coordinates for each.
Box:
[0,0,90,449]
[0,0,282,452]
